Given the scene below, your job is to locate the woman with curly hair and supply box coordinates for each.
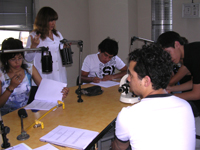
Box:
[25,7,67,85]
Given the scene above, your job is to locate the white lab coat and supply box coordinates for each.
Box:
[25,31,67,85]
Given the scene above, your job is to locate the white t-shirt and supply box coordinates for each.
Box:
[81,53,126,78]
[115,94,196,150]
[25,31,67,85]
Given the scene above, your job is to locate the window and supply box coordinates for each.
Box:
[0,0,34,31]
[0,0,33,49]
[0,30,29,48]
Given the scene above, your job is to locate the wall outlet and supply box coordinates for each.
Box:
[182,3,200,18]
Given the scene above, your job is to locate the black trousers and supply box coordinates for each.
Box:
[187,100,200,117]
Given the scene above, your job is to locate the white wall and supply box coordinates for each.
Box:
[89,0,132,64]
[137,0,200,43]
[173,0,200,42]
[34,0,200,87]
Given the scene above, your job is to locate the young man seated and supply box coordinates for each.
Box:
[111,44,195,150]
[81,37,127,83]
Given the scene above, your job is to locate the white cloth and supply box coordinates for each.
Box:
[25,31,67,85]
[81,53,126,79]
[115,94,196,150]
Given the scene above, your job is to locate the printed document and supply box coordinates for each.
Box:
[40,125,99,150]
[25,78,67,110]
[33,143,59,150]
[5,143,32,150]
[5,143,58,150]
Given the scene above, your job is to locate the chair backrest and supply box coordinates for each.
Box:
[27,86,38,104]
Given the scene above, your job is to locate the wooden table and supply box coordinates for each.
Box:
[0,84,132,149]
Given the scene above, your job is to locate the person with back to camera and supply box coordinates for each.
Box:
[0,38,69,116]
[25,6,67,85]
[81,37,127,83]
[111,44,195,150]
[157,31,200,114]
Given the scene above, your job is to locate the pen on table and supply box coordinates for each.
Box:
[95,72,98,77]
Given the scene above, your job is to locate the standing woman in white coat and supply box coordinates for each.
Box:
[25,7,67,85]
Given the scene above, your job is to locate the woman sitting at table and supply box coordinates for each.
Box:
[0,38,69,116]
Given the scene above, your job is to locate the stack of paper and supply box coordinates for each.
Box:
[5,143,32,150]
[40,125,99,149]
[25,78,67,110]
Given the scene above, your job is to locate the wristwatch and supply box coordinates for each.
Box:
[6,87,13,93]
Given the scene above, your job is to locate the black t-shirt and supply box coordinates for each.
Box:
[184,42,200,84]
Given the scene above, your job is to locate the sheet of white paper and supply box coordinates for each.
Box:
[35,78,67,101]
[25,100,57,110]
[5,143,32,150]
[40,125,99,150]
[33,143,59,150]
[25,79,67,110]
[90,80,119,88]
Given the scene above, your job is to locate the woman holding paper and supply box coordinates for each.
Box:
[0,38,69,116]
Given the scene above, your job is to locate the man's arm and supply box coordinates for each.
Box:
[174,83,200,100]
[102,66,127,81]
[111,137,130,150]
[169,65,190,86]
[167,80,193,92]
[81,71,101,83]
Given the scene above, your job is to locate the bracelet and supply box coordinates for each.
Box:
[6,87,13,93]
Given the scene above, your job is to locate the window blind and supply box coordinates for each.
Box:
[0,0,34,31]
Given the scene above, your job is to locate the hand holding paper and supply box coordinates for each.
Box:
[61,87,69,99]
[25,78,67,110]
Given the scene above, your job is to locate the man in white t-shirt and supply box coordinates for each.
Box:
[81,37,127,83]
[111,44,196,150]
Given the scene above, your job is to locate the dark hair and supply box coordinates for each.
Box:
[156,31,184,48]
[128,44,173,90]
[0,38,27,72]
[33,7,59,40]
[98,37,118,56]
[181,36,189,44]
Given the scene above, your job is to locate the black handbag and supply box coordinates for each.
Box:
[75,85,103,96]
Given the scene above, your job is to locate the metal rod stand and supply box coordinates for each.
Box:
[60,39,84,103]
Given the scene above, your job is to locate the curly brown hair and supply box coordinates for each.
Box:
[128,44,173,90]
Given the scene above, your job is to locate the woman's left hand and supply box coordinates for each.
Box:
[61,87,69,99]
[63,43,71,49]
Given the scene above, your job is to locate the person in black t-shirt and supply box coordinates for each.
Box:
[157,31,200,113]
